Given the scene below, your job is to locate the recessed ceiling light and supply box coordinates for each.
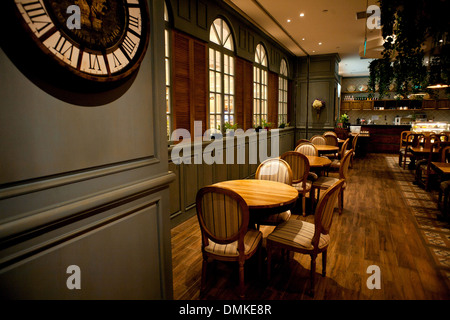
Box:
[287,19,291,22]
[300,13,305,17]
[319,42,322,45]
[302,38,305,40]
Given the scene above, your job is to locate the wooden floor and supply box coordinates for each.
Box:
[170,154,450,300]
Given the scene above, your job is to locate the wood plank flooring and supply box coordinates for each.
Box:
[170,154,450,300]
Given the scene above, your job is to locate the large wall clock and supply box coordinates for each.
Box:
[12,0,150,83]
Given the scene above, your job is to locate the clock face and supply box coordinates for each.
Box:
[13,0,150,82]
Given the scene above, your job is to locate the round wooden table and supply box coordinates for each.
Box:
[305,155,331,168]
[212,179,298,214]
[314,145,339,155]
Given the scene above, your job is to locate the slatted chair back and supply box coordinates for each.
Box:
[280,151,310,185]
[255,158,293,185]
[324,134,338,147]
[196,186,248,245]
[352,134,359,150]
[339,138,350,159]
[406,133,425,147]
[295,139,310,147]
[295,142,319,156]
[400,131,412,147]
[313,179,345,242]
[310,135,327,145]
[339,149,353,180]
[324,131,337,137]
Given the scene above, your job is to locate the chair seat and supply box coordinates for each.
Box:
[205,229,262,257]
[312,176,346,190]
[308,172,318,181]
[330,159,340,169]
[293,181,312,192]
[267,219,330,251]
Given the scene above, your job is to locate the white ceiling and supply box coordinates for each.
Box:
[225,0,383,77]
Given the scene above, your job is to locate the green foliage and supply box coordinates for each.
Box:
[370,0,449,97]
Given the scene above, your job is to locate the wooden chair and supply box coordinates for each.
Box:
[399,133,425,169]
[438,146,450,216]
[295,142,318,156]
[311,149,353,215]
[324,134,339,147]
[295,139,310,147]
[329,138,349,171]
[266,179,345,297]
[415,140,442,190]
[196,186,263,298]
[398,131,412,167]
[280,151,312,216]
[323,131,337,137]
[310,135,327,145]
[323,135,339,158]
[350,133,359,168]
[254,158,293,225]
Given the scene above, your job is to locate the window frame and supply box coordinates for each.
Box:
[253,43,268,127]
[208,18,236,133]
[164,2,172,140]
[278,59,289,126]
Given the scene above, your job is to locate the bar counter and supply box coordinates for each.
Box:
[357,124,411,153]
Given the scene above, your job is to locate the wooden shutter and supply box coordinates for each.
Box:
[171,30,207,136]
[268,71,278,127]
[235,57,253,130]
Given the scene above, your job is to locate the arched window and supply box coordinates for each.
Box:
[209,18,235,132]
[164,2,172,139]
[278,59,288,125]
[253,43,268,127]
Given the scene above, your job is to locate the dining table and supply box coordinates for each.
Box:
[212,179,299,216]
[314,145,340,155]
[305,155,331,167]
[408,146,440,169]
[431,162,450,175]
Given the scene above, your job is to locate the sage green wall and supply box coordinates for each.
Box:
[295,54,341,139]
[0,0,175,299]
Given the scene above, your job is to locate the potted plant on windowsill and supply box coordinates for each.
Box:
[222,122,238,136]
[262,119,273,130]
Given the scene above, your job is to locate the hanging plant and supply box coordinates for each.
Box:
[368,58,393,99]
[371,0,449,97]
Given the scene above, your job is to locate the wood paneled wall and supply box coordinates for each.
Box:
[235,57,253,130]
[268,71,279,126]
[172,30,207,133]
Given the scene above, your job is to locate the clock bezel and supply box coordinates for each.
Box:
[11,0,150,83]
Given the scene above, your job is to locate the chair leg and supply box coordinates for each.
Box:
[201,255,208,291]
[302,194,306,216]
[322,250,327,277]
[338,189,344,214]
[266,245,272,281]
[309,254,317,297]
[239,260,245,298]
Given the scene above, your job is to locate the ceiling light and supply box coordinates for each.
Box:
[302,38,305,40]
[287,19,291,22]
[319,42,322,45]
[300,13,305,17]
[427,83,449,89]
